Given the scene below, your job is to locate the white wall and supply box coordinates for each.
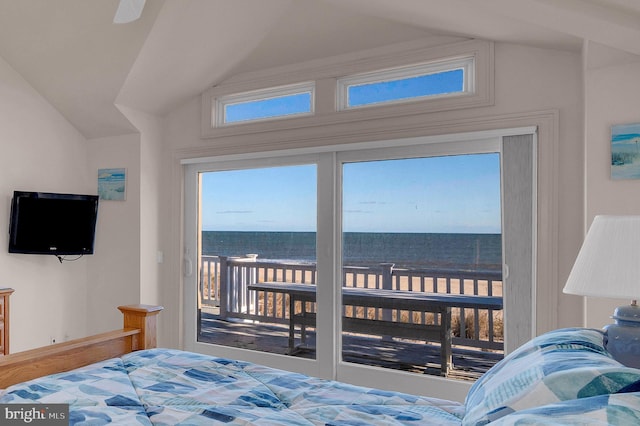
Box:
[0,50,167,349]
[583,42,640,327]
[85,134,141,335]
[495,44,584,330]
[159,41,585,346]
[117,106,164,307]
[0,55,92,351]
[83,106,168,337]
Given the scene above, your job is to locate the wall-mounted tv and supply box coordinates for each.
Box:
[8,191,99,256]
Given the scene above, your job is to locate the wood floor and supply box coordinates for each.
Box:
[198,312,502,381]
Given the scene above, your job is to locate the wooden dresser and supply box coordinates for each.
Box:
[0,289,14,355]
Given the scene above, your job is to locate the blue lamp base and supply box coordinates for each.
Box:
[603,302,640,369]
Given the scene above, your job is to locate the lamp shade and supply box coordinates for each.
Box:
[563,215,640,300]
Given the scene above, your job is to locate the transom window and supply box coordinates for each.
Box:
[216,82,314,126]
[202,40,492,137]
[337,57,474,110]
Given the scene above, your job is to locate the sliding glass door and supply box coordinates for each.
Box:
[195,164,318,358]
[340,154,503,380]
[183,130,535,399]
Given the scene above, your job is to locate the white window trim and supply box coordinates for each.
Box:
[215,82,315,127]
[336,56,475,111]
[201,39,494,139]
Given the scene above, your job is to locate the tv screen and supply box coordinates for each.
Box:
[8,191,99,256]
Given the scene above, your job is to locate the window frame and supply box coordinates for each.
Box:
[336,56,475,111]
[200,40,494,140]
[215,82,315,127]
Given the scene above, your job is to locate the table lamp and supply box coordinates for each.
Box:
[563,215,640,368]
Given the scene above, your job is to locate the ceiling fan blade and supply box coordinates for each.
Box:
[113,0,146,24]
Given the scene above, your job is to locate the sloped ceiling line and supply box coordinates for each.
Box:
[0,0,637,139]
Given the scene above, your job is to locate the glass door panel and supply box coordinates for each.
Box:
[341,154,503,380]
[197,164,318,358]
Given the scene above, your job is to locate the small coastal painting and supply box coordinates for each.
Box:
[611,123,640,179]
[98,168,126,201]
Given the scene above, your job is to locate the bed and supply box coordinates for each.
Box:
[2,306,640,425]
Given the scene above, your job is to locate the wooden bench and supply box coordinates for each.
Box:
[249,282,502,376]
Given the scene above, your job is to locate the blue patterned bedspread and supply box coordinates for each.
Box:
[0,348,464,425]
[3,328,640,425]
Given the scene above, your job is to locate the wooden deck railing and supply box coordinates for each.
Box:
[199,255,503,351]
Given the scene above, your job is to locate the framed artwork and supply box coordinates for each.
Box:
[98,168,127,201]
[611,123,640,179]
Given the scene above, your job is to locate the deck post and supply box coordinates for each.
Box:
[118,304,164,350]
[381,263,394,322]
[440,306,453,376]
[381,263,395,290]
[381,263,394,340]
[236,254,258,314]
[219,256,229,319]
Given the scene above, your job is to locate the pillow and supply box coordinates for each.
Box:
[462,328,640,426]
[489,391,640,426]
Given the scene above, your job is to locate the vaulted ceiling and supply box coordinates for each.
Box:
[0,0,638,139]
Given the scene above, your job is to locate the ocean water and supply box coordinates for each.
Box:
[202,231,502,271]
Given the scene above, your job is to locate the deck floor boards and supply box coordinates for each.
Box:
[198,312,502,381]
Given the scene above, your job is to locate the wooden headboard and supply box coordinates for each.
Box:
[0,304,163,389]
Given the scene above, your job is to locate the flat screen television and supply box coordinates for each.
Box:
[8,191,99,256]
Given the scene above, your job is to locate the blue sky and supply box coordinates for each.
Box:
[349,69,463,106]
[201,165,317,232]
[342,154,500,233]
[200,153,501,234]
[226,92,312,123]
